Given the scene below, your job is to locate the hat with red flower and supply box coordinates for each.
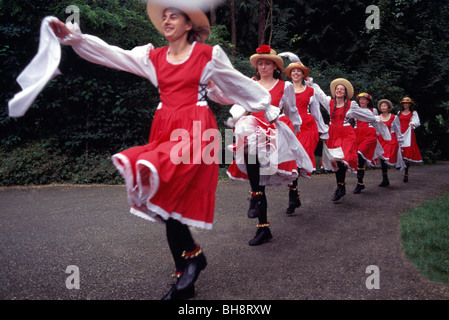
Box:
[250,45,284,70]
[356,92,373,101]
[400,97,415,105]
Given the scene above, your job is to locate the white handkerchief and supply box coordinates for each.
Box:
[8,16,61,117]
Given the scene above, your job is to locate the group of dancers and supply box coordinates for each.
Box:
[215,47,423,247]
[11,1,423,300]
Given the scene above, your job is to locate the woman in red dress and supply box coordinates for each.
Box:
[393,97,422,182]
[224,46,312,245]
[353,93,381,194]
[376,99,401,187]
[311,79,377,201]
[282,57,328,213]
[50,1,280,299]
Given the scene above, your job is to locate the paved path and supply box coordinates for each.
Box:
[1,162,449,300]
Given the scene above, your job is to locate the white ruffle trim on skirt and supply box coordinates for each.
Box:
[111,153,213,230]
[229,115,313,186]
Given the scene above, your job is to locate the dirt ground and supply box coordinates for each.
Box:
[1,162,449,301]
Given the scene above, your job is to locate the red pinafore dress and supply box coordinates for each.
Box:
[295,86,319,170]
[354,108,378,166]
[111,43,218,230]
[325,100,358,172]
[378,114,399,165]
[399,111,422,162]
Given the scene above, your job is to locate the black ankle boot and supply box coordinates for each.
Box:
[249,224,272,246]
[248,191,266,219]
[379,174,390,187]
[176,245,207,292]
[353,182,365,194]
[332,183,346,201]
[161,274,196,300]
[286,188,301,214]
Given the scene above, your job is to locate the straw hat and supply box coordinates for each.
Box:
[330,78,354,99]
[377,99,394,111]
[400,97,415,105]
[250,45,284,70]
[356,92,373,101]
[285,62,310,79]
[146,0,210,41]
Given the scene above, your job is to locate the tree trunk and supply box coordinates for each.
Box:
[230,0,236,55]
[258,0,267,46]
[210,2,216,26]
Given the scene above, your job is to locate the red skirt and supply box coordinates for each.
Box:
[296,113,319,171]
[227,114,312,185]
[378,133,399,165]
[355,126,378,166]
[112,104,219,230]
[325,124,358,172]
[401,129,422,163]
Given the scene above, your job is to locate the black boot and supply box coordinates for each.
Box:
[353,182,365,194]
[248,191,266,219]
[249,223,272,246]
[286,187,301,215]
[161,273,196,300]
[332,183,346,201]
[378,173,390,187]
[175,245,207,292]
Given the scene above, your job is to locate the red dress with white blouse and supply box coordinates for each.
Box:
[326,100,358,172]
[378,114,399,165]
[354,108,378,167]
[112,44,219,229]
[294,86,319,171]
[399,111,422,163]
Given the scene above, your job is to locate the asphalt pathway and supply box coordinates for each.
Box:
[1,162,449,300]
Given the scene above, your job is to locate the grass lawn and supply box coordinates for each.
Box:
[401,192,449,285]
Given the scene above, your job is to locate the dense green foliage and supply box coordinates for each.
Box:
[1,0,448,185]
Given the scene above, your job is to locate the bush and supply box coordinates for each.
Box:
[0,140,122,186]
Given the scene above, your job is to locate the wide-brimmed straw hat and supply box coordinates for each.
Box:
[147,0,210,41]
[377,99,394,111]
[400,97,415,105]
[285,62,310,79]
[330,78,354,99]
[250,45,284,70]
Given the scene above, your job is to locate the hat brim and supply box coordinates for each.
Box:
[285,63,310,79]
[330,78,354,100]
[147,1,210,41]
[250,53,284,70]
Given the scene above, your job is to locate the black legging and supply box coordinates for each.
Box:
[357,154,366,183]
[381,159,388,174]
[166,218,196,273]
[245,145,267,224]
[335,161,346,184]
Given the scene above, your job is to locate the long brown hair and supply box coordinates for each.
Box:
[331,86,349,120]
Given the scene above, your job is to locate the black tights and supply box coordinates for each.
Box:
[335,161,346,184]
[381,159,388,174]
[357,154,366,183]
[245,147,267,224]
[166,218,196,273]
